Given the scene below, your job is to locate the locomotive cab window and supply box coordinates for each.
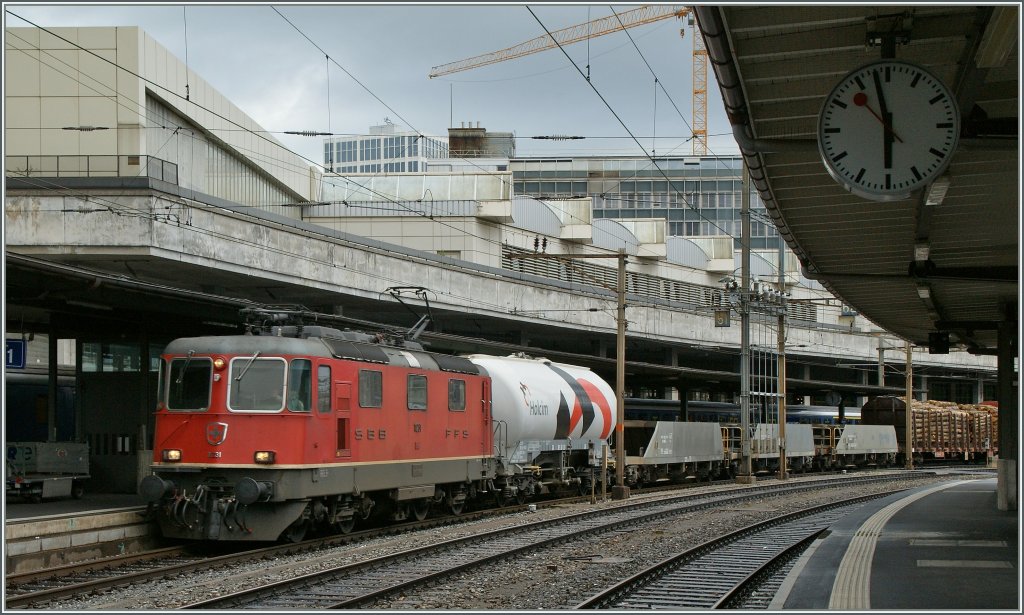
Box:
[407,374,427,410]
[448,379,466,411]
[287,359,312,412]
[167,357,212,411]
[228,357,287,412]
[359,370,382,408]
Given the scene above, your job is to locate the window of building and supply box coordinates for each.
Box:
[385,136,404,159]
[359,370,383,408]
[360,139,381,161]
[341,141,356,163]
[408,374,427,410]
[81,342,142,372]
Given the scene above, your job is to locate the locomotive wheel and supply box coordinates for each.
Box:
[336,519,355,534]
[449,499,465,516]
[494,491,507,508]
[515,490,527,505]
[412,499,430,521]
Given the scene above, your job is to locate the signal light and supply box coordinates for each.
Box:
[254,451,276,464]
[162,449,182,462]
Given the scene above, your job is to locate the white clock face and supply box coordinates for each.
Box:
[818,60,960,201]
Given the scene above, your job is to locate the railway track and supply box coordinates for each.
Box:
[5,486,664,609]
[575,493,887,609]
[8,471,939,609]
[5,472,742,610]
[180,473,917,609]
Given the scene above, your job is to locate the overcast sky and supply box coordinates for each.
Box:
[4,2,737,167]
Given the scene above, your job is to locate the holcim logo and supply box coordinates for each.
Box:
[519,382,549,416]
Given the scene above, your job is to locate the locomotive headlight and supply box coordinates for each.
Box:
[254,450,276,464]
[213,357,226,370]
[162,449,182,462]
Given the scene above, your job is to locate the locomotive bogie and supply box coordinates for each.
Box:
[144,458,495,540]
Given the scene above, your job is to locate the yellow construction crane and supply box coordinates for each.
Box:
[428,5,707,155]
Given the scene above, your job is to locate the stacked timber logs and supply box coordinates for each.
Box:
[861,396,998,460]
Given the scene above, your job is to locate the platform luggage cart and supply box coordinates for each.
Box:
[5,442,90,501]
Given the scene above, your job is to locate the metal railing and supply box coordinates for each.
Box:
[5,155,178,184]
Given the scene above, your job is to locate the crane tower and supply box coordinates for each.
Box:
[428,5,708,155]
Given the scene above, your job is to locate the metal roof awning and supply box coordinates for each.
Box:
[695,5,1019,355]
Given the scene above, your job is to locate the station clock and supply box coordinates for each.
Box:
[817,59,960,202]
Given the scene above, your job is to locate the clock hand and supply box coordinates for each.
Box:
[852,91,904,144]
[873,71,893,169]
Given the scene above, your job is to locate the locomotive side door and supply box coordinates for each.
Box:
[334,380,352,458]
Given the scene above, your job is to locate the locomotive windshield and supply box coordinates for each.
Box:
[229,357,287,412]
[167,357,212,411]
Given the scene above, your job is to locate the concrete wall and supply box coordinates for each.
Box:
[5,26,316,203]
[4,191,999,374]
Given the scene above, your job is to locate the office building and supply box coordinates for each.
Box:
[323,121,450,174]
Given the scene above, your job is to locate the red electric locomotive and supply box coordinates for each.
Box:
[141,324,493,541]
[140,312,618,542]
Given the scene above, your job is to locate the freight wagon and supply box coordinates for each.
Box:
[861,396,997,463]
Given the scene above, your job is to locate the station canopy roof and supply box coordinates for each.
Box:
[695,5,1018,355]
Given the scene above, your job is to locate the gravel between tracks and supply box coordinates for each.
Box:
[52,472,974,610]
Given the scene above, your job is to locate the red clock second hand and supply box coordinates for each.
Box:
[853,92,904,143]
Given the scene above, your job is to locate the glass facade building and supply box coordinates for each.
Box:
[510,156,780,250]
[324,123,450,175]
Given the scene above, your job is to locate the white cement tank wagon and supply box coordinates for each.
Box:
[467,354,617,466]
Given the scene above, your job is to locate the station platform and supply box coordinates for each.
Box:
[5,492,146,521]
[773,476,1019,610]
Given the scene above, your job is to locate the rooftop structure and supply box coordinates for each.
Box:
[323,121,449,175]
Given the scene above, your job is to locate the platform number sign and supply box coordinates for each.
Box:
[6,339,26,369]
